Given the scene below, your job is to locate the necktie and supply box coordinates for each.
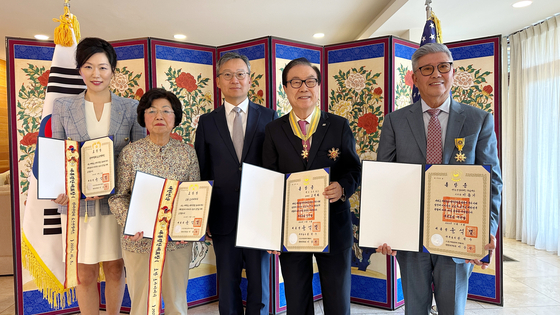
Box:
[232,106,243,161]
[298,120,310,159]
[426,108,442,164]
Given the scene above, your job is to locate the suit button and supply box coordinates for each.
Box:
[239,166,242,171]
[67,137,72,140]
[235,188,239,192]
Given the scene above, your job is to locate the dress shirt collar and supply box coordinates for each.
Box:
[225,98,249,116]
[421,96,450,114]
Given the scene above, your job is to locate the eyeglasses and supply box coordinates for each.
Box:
[287,78,319,89]
[415,62,453,76]
[145,108,175,116]
[218,71,250,81]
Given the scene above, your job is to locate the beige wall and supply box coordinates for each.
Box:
[0,59,8,173]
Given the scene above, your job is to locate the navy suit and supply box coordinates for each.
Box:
[262,111,361,315]
[377,100,503,315]
[195,101,277,315]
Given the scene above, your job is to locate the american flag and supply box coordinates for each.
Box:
[412,17,440,103]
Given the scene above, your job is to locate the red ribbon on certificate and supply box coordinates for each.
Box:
[147,179,179,315]
[64,140,80,288]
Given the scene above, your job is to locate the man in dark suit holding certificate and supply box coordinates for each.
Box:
[262,58,361,315]
[195,52,277,315]
[376,43,503,315]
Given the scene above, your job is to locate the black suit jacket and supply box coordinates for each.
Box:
[262,111,361,252]
[195,101,278,236]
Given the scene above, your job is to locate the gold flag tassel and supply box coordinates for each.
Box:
[53,0,81,46]
[21,232,77,308]
[430,11,443,43]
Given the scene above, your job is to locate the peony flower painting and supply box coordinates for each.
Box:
[451,64,494,113]
[328,66,384,156]
[109,66,142,99]
[395,64,413,110]
[16,64,49,195]
[164,67,213,144]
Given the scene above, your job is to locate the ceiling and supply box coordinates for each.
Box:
[1,0,560,61]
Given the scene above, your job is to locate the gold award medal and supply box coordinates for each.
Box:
[455,138,466,162]
[328,148,340,161]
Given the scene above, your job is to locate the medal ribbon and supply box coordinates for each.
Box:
[147,179,180,315]
[64,140,80,288]
[288,108,320,142]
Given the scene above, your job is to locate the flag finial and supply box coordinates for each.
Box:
[53,0,81,47]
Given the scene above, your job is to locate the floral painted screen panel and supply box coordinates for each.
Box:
[151,40,216,148]
[392,39,418,111]
[325,37,393,308]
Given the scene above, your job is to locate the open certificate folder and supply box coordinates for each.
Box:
[124,171,213,241]
[236,163,330,253]
[37,136,115,199]
[359,161,492,262]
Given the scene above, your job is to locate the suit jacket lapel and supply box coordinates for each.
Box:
[406,101,427,160]
[307,112,329,169]
[213,105,239,163]
[280,115,307,169]
[443,100,466,163]
[108,93,125,139]
[241,102,260,162]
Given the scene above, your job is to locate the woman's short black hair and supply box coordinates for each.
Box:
[76,37,118,72]
[137,88,183,128]
[282,57,322,87]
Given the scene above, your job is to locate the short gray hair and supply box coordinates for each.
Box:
[411,43,453,71]
[216,52,251,76]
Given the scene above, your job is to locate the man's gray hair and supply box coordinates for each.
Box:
[216,52,251,76]
[411,43,453,71]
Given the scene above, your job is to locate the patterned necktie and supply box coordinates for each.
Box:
[426,108,442,164]
[232,106,243,161]
[298,120,310,159]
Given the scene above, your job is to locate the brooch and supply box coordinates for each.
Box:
[328,148,340,161]
[454,138,466,162]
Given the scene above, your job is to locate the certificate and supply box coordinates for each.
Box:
[36,136,115,199]
[124,171,212,241]
[423,165,491,260]
[80,137,115,198]
[236,163,330,253]
[359,161,491,261]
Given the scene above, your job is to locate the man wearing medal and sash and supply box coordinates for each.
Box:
[195,52,277,315]
[262,58,361,315]
[376,43,503,315]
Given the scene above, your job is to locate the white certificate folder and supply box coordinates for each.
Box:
[359,161,492,262]
[236,163,330,253]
